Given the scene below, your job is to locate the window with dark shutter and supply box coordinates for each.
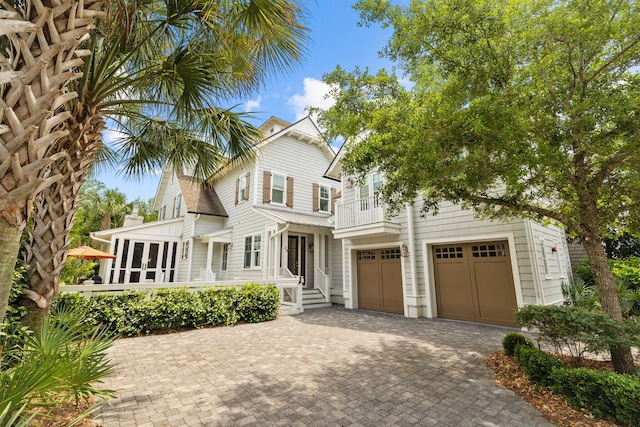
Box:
[244,172,250,201]
[313,183,319,212]
[235,178,239,205]
[262,171,271,203]
[286,177,294,207]
[331,188,337,214]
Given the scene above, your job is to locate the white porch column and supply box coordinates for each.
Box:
[313,232,320,290]
[206,239,214,280]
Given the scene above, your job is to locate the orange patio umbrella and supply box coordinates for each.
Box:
[67,245,116,259]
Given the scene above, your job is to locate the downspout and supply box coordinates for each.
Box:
[525,219,545,305]
[406,204,418,316]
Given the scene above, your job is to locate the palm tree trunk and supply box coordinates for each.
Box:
[0,0,105,322]
[21,116,103,322]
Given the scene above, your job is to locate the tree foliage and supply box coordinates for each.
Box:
[318,0,640,374]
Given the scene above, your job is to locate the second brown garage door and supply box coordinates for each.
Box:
[357,248,403,314]
[433,241,518,327]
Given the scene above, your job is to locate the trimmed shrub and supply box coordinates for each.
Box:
[516,305,640,363]
[54,283,281,336]
[502,333,535,357]
[200,287,240,326]
[514,346,563,386]
[550,368,640,426]
[237,283,281,323]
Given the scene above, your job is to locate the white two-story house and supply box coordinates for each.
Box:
[325,148,572,327]
[91,117,344,307]
[92,115,571,326]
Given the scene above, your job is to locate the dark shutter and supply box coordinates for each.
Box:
[331,188,337,214]
[235,178,239,205]
[286,177,294,207]
[262,171,271,203]
[244,172,250,201]
[313,183,319,212]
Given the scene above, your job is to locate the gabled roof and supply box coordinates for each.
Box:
[176,174,228,217]
[324,141,345,181]
[210,116,335,184]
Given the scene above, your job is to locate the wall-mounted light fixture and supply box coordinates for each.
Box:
[345,178,354,189]
[401,242,410,257]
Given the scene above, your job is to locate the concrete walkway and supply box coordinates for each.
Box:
[96,307,551,426]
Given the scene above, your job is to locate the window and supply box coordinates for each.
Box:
[221,243,229,271]
[173,195,181,218]
[236,173,250,204]
[372,172,384,194]
[243,235,262,268]
[540,240,549,276]
[555,244,566,278]
[239,174,247,202]
[159,205,166,220]
[271,174,285,204]
[319,185,330,212]
[181,240,189,260]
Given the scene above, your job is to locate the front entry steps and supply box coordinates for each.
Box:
[302,288,332,310]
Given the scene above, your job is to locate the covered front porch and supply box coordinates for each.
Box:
[257,208,334,308]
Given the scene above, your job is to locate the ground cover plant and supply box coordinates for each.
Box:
[0,270,115,424]
[55,283,281,336]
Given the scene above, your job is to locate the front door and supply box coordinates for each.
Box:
[287,235,306,284]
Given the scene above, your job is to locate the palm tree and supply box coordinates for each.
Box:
[0,0,106,322]
[19,0,309,321]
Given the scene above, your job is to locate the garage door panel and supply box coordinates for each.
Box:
[381,259,403,314]
[434,241,518,327]
[435,261,475,321]
[472,261,518,327]
[357,251,382,310]
[357,248,404,314]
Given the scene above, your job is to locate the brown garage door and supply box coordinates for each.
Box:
[357,248,403,314]
[433,241,518,327]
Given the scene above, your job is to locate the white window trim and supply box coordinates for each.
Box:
[539,238,551,279]
[271,172,287,206]
[318,184,331,213]
[555,241,567,279]
[357,172,384,200]
[243,234,262,269]
[173,195,181,218]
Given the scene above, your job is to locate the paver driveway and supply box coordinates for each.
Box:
[96,307,551,426]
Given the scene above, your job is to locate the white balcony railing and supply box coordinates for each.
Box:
[335,195,398,229]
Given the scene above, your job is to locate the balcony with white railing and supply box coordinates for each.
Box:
[334,195,401,239]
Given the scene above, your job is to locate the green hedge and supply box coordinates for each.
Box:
[501,332,534,357]
[514,346,563,386]
[55,284,280,336]
[550,368,640,427]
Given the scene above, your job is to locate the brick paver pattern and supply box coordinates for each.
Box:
[97,307,552,426]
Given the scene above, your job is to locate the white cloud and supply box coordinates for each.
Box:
[101,128,126,145]
[288,77,336,121]
[245,96,262,112]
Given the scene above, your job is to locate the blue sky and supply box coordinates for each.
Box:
[96,0,404,201]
